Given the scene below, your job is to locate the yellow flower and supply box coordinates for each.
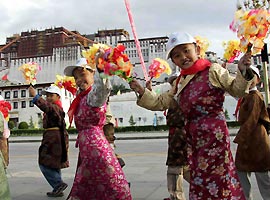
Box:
[222,40,240,62]
[194,36,210,58]
[231,9,270,54]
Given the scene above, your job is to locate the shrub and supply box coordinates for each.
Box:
[8,120,15,129]
[18,121,29,129]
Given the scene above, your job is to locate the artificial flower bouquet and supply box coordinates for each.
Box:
[148,58,171,79]
[82,43,133,82]
[18,62,41,85]
[230,8,270,54]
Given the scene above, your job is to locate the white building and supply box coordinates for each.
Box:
[0,83,73,127]
[0,27,269,127]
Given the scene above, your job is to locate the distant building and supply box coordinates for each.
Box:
[0,26,268,127]
[0,27,92,126]
[0,83,72,127]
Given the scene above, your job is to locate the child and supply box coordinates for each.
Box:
[104,98,117,149]
[164,75,190,200]
[64,58,131,200]
[0,95,11,169]
[0,96,11,200]
[103,122,126,168]
[130,32,255,199]
[104,98,126,168]
[145,76,190,200]
[29,85,69,197]
[234,65,270,199]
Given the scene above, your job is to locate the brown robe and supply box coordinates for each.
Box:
[234,90,270,172]
[166,99,187,167]
[35,97,69,169]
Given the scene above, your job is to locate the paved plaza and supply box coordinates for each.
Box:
[6,130,262,200]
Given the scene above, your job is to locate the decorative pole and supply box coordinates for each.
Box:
[124,0,149,81]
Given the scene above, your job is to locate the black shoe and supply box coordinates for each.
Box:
[54,182,68,195]
[47,191,64,197]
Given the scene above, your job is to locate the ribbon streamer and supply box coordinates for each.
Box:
[124,0,149,81]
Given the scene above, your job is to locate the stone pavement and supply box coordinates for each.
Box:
[7,128,240,143]
[6,128,262,200]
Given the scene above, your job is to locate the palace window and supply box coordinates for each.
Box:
[21,90,26,97]
[5,91,10,99]
[29,101,34,107]
[37,89,42,95]
[21,101,26,108]
[13,102,18,109]
[13,91,18,98]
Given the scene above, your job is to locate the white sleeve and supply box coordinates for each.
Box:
[87,72,111,107]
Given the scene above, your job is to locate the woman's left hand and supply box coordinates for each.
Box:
[28,85,36,97]
[238,52,251,71]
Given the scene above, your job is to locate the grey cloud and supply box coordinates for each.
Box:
[0,0,241,57]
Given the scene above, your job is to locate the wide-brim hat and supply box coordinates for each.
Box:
[166,32,196,59]
[41,85,61,97]
[64,58,95,76]
[250,65,260,78]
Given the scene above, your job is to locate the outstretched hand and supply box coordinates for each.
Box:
[238,52,252,72]
[146,80,152,91]
[129,79,145,96]
[28,85,36,97]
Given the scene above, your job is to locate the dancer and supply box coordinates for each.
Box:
[130,32,255,199]
[234,65,270,200]
[64,58,132,200]
[29,85,69,197]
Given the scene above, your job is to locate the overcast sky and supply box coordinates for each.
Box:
[0,0,241,57]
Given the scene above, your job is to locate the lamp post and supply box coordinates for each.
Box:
[261,43,269,105]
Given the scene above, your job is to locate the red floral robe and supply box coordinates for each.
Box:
[67,94,132,200]
[179,69,245,199]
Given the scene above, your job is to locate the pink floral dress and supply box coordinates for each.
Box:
[67,94,132,200]
[179,69,245,199]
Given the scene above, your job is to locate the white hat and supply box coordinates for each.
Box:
[250,65,260,78]
[41,85,61,97]
[64,58,95,76]
[166,32,196,59]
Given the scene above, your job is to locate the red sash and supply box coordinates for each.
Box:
[67,87,92,127]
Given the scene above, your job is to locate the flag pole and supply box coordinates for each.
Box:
[263,61,269,105]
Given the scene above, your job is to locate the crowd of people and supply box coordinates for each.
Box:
[1,31,270,200]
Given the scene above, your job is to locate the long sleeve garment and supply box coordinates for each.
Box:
[137,63,254,199]
[68,73,132,200]
[33,97,69,169]
[234,90,270,172]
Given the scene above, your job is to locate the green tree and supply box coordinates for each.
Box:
[29,116,35,129]
[38,113,43,128]
[129,115,136,126]
[225,109,230,120]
